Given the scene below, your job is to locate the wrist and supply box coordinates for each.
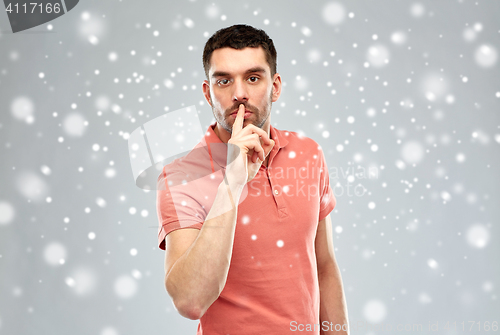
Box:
[219,179,244,199]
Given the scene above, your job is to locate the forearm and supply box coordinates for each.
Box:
[166,181,243,318]
[319,266,349,335]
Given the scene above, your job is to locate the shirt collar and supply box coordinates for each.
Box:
[269,123,289,150]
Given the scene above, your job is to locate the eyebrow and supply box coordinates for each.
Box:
[211,67,267,78]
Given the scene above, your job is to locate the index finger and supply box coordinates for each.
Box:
[231,104,245,136]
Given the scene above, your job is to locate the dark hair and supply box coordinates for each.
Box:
[203,24,277,79]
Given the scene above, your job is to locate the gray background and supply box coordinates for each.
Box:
[0,0,499,334]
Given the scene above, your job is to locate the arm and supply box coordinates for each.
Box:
[315,214,349,335]
[164,181,243,320]
[164,104,274,320]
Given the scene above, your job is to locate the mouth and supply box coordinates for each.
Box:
[230,110,253,119]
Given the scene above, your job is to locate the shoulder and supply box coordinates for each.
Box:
[157,145,211,188]
[274,127,324,153]
[273,127,330,172]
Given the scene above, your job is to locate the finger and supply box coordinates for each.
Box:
[238,124,272,145]
[231,104,245,136]
[240,134,266,161]
[245,149,260,164]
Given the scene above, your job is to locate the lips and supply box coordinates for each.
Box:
[230,110,253,119]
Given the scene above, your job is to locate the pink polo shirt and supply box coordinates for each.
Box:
[157,123,336,334]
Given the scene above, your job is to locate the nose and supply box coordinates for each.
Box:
[232,79,248,102]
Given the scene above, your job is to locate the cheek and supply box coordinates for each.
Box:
[213,89,233,105]
[210,93,224,110]
[258,87,272,104]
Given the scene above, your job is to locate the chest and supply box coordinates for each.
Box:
[232,151,323,262]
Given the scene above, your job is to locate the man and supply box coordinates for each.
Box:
[157,24,349,334]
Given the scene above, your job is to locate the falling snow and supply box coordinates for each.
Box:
[0,1,498,334]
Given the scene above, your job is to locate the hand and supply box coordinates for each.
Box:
[225,104,275,187]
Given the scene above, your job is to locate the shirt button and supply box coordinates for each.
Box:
[274,189,279,195]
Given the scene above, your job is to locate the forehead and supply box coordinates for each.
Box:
[209,46,270,75]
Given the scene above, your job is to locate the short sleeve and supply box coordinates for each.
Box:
[317,148,336,222]
[156,167,205,251]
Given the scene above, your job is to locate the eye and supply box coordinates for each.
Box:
[248,76,259,83]
[216,78,232,86]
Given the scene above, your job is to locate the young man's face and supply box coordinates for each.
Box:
[203,46,281,134]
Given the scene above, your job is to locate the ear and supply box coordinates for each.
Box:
[202,80,213,107]
[271,73,282,102]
